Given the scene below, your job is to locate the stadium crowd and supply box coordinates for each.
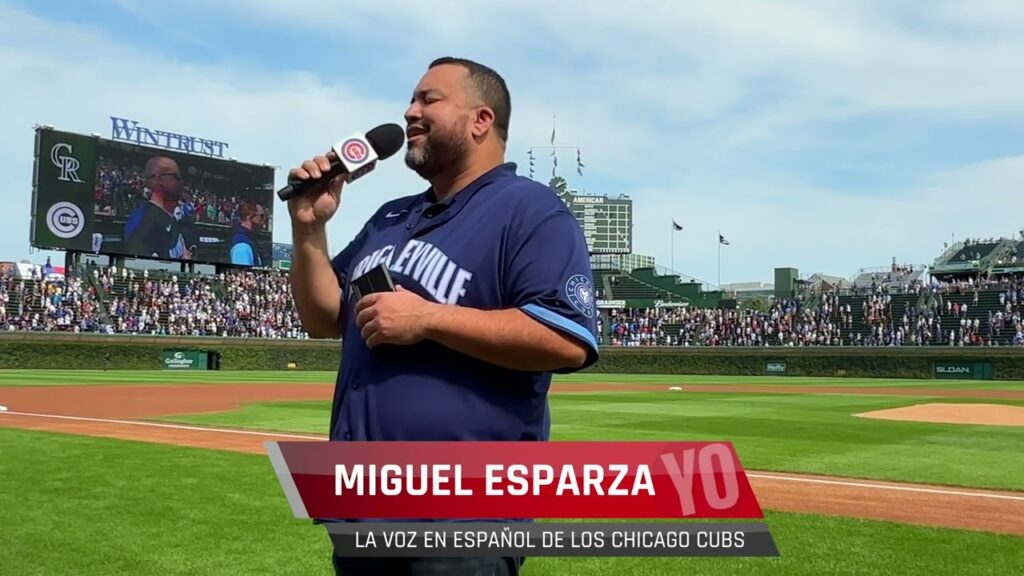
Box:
[600,296,846,347]
[3,264,1024,347]
[95,159,271,227]
[0,264,306,339]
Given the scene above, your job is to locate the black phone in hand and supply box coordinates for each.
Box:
[350,263,396,301]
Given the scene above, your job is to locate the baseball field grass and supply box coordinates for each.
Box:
[162,391,1024,491]
[3,369,1024,389]
[1,426,1021,576]
[1,370,1022,575]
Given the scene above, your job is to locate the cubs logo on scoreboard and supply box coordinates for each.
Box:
[31,128,97,252]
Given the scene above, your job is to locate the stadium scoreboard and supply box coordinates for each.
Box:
[30,124,275,268]
[561,192,633,255]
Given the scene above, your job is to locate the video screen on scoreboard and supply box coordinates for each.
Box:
[90,139,274,267]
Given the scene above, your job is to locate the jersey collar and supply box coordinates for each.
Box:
[422,162,518,208]
[404,163,518,234]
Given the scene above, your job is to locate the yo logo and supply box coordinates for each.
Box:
[341,138,370,164]
[45,201,85,239]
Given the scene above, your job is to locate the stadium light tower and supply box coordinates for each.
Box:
[526,116,586,186]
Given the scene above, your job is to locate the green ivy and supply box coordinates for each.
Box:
[3,335,1024,379]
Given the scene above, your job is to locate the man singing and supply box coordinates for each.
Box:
[123,155,191,260]
[287,57,599,576]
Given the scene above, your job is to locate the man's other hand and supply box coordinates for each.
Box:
[355,285,437,348]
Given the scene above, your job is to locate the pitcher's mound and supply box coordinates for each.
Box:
[855,403,1024,427]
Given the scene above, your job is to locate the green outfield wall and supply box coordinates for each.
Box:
[2,332,1023,379]
[0,332,340,372]
[584,347,1018,380]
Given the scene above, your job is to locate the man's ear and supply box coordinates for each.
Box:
[471,106,495,139]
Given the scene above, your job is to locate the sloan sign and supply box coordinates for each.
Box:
[933,361,993,380]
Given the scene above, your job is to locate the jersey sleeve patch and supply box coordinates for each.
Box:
[505,203,600,373]
[565,273,596,319]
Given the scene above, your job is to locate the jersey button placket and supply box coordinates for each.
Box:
[404,204,425,239]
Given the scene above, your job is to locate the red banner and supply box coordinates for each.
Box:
[267,441,764,520]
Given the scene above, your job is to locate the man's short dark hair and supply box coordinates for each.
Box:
[430,57,511,143]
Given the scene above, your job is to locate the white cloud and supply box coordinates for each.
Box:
[204,0,1024,116]
[1,0,1021,286]
[633,153,1024,284]
[0,3,419,260]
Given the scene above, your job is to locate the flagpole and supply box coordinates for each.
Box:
[671,223,675,272]
[717,233,721,289]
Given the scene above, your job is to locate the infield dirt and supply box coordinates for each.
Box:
[855,403,1024,427]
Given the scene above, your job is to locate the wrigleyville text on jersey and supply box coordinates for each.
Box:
[350,239,473,305]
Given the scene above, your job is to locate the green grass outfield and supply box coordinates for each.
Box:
[1,370,1023,574]
[2,369,1024,390]
[164,392,1024,491]
[1,427,1021,576]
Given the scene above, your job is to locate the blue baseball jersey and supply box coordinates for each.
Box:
[328,162,599,443]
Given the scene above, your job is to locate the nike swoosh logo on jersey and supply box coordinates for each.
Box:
[385,210,408,218]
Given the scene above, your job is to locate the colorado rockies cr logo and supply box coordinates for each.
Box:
[50,143,84,183]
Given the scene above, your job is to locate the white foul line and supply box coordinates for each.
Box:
[2,410,1023,503]
[0,410,324,441]
[745,472,1024,502]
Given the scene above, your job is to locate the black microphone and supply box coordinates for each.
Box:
[277,123,405,201]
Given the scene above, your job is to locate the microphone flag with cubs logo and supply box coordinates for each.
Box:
[333,133,379,182]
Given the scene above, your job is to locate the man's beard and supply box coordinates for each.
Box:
[159,186,183,202]
[153,186,182,209]
[404,120,469,180]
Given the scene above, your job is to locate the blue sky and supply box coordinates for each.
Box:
[1,0,1022,285]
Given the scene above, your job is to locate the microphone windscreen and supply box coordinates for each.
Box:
[366,124,406,160]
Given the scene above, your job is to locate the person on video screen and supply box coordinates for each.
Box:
[230,202,267,266]
[123,156,192,260]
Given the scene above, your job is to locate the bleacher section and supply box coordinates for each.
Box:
[932,237,1024,278]
[948,242,999,263]
[593,269,618,301]
[605,272,676,301]
[0,265,304,338]
[2,289,17,318]
[4,260,1023,347]
[593,267,723,308]
[990,242,1024,267]
[851,269,925,291]
[834,289,1018,346]
[602,284,1023,347]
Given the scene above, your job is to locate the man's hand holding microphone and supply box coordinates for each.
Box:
[281,124,408,340]
[287,149,346,234]
[281,123,404,229]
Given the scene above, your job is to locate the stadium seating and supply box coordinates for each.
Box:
[2,261,1022,347]
[851,269,925,292]
[592,269,618,301]
[948,242,999,263]
[592,268,690,302]
[599,281,1024,347]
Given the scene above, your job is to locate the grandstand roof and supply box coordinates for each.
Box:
[720,281,773,293]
